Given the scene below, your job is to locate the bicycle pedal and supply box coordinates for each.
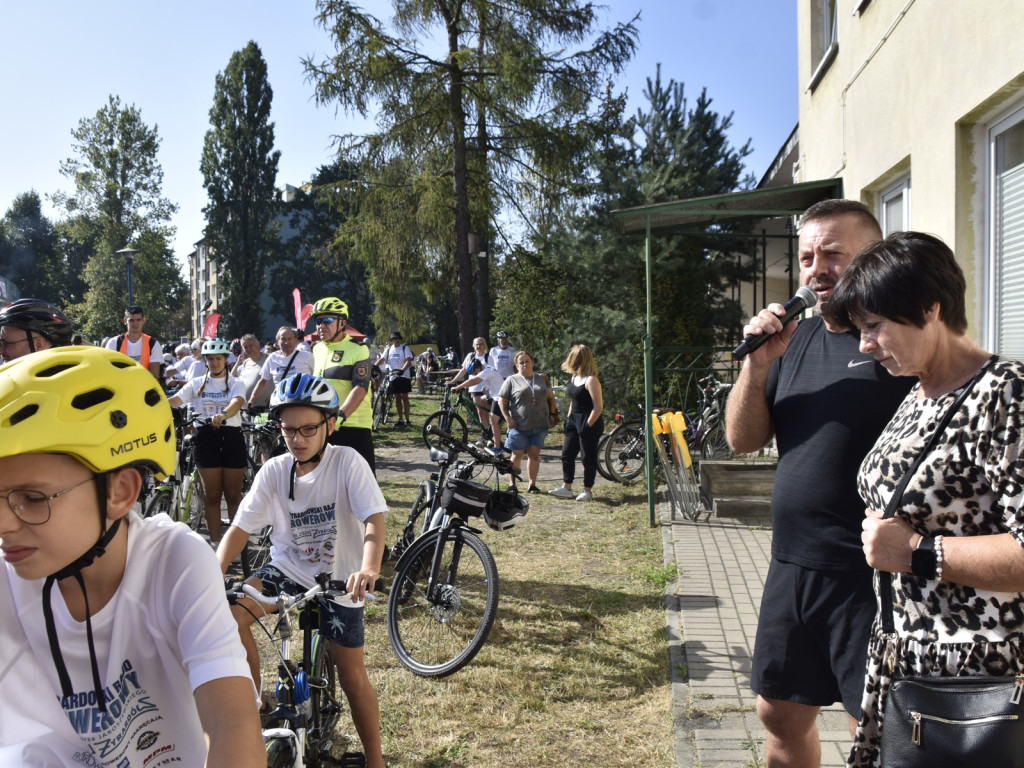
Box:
[338,752,366,768]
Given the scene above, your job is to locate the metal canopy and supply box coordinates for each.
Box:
[609,178,843,234]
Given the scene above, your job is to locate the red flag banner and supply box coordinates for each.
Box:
[202,312,221,338]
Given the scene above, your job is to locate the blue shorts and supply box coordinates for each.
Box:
[505,427,548,451]
[253,565,365,648]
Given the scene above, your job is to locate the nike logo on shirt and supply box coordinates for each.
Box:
[848,360,872,368]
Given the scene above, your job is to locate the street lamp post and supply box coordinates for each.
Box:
[116,248,139,307]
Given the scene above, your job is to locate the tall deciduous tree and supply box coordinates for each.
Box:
[304,0,638,353]
[54,95,185,339]
[201,41,281,338]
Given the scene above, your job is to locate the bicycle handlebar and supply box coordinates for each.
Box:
[226,573,378,609]
[425,424,522,479]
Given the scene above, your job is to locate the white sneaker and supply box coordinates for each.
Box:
[548,487,575,499]
[575,490,593,502]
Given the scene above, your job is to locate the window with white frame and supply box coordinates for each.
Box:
[879,177,911,236]
[988,105,1024,359]
[808,0,839,91]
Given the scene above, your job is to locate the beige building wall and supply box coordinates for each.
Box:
[795,0,1024,342]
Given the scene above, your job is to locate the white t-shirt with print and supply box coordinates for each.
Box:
[230,444,387,600]
[173,374,246,426]
[2,512,253,768]
[258,349,315,385]
[488,344,517,379]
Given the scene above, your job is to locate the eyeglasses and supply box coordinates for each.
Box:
[314,317,337,326]
[0,476,96,525]
[280,419,328,439]
[0,336,28,350]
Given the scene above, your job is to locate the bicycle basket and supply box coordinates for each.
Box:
[484,490,528,532]
[439,477,491,518]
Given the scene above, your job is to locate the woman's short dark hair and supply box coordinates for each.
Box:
[828,231,968,334]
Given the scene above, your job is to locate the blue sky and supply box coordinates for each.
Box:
[0,1,796,263]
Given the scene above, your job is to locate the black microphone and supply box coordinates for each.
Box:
[732,286,818,360]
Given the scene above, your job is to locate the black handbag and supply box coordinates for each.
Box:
[876,358,1024,766]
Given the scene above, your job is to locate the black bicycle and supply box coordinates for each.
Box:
[144,411,205,530]
[420,382,488,449]
[372,371,396,430]
[227,573,367,768]
[387,425,524,677]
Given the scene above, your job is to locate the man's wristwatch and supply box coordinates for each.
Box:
[338,408,347,423]
[911,536,938,579]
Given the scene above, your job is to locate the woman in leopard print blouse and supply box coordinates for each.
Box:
[827,231,1024,767]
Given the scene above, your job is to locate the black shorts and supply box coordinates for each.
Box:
[391,376,412,394]
[194,425,247,469]
[328,426,376,475]
[751,558,875,718]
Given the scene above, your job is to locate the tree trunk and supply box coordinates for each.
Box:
[447,18,475,354]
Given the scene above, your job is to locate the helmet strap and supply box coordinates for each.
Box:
[42,472,119,712]
[287,430,329,500]
[26,329,37,353]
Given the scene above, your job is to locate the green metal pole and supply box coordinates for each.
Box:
[644,216,656,527]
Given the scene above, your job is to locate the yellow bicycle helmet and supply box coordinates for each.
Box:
[311,296,349,318]
[0,346,175,479]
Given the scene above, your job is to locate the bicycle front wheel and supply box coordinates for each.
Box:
[387,527,499,677]
[308,633,342,766]
[265,737,296,768]
[180,472,205,531]
[421,410,467,449]
[372,390,389,430]
[240,527,272,577]
[604,419,646,484]
[143,489,173,519]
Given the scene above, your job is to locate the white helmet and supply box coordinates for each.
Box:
[483,490,529,531]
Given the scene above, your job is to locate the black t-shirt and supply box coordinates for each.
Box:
[766,316,913,570]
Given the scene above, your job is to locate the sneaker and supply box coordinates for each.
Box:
[575,489,593,502]
[475,438,488,447]
[486,446,505,457]
[548,486,575,499]
[528,485,540,494]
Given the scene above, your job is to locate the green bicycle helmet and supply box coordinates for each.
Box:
[310,297,349,319]
[201,338,231,357]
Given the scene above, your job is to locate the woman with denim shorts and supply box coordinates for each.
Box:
[498,350,558,493]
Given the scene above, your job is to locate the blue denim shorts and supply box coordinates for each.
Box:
[253,565,365,648]
[505,427,548,451]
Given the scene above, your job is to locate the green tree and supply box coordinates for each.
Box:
[54,95,186,339]
[304,0,638,354]
[201,41,281,338]
[271,162,372,337]
[494,69,755,410]
[0,191,64,302]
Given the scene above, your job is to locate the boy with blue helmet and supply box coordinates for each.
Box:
[217,372,388,768]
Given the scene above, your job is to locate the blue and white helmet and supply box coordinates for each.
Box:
[270,373,340,419]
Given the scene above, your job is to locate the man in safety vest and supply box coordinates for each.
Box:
[104,305,162,378]
[309,297,375,473]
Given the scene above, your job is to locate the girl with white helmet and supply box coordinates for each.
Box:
[168,337,247,544]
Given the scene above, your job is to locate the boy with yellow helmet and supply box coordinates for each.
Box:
[0,346,264,766]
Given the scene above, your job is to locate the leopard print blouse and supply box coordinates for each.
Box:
[848,357,1024,767]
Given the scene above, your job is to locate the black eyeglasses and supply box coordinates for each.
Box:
[280,419,328,438]
[314,317,337,326]
[0,336,29,350]
[0,476,96,525]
